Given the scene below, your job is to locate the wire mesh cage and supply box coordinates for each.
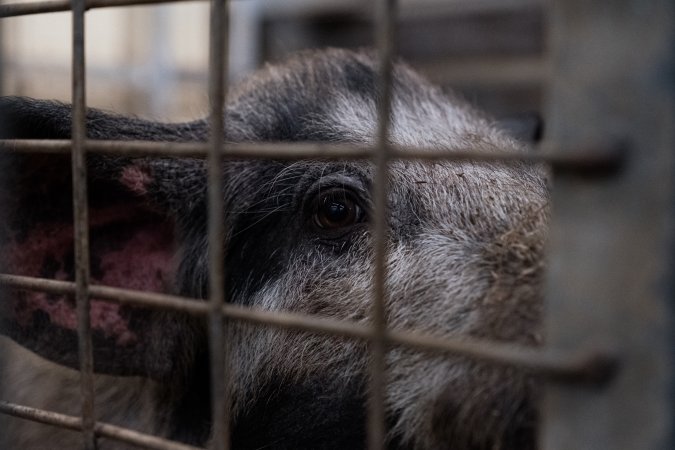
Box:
[0,1,673,449]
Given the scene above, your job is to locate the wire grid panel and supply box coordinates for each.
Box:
[0,0,647,449]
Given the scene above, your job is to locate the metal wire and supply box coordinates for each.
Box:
[367,0,397,448]
[0,274,618,384]
[71,0,97,447]
[0,0,203,18]
[206,0,230,449]
[0,139,626,175]
[0,401,203,450]
[0,0,545,19]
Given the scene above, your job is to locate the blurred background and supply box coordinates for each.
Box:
[0,0,545,123]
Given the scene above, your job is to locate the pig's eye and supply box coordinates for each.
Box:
[313,190,363,230]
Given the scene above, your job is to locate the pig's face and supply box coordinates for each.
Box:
[219,162,546,450]
[0,49,548,449]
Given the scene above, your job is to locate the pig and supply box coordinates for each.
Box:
[0,48,548,449]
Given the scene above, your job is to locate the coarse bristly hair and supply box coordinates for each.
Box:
[0,48,549,449]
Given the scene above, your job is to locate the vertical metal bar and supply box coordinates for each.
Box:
[542,1,675,449]
[368,1,397,449]
[71,0,97,448]
[207,1,230,449]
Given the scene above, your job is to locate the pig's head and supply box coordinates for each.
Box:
[0,49,548,449]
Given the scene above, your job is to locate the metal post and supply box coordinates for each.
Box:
[71,0,97,448]
[207,0,230,449]
[542,1,675,449]
[368,1,397,449]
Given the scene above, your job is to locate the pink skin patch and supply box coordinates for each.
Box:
[120,165,153,196]
[2,202,175,347]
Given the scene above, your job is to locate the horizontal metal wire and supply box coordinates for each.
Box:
[0,139,626,175]
[0,273,618,384]
[0,0,543,19]
[0,0,202,18]
[0,401,203,450]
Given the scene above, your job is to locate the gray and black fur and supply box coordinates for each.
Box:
[0,49,548,449]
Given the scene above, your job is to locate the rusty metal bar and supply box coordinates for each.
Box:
[0,273,618,384]
[0,0,543,19]
[70,0,97,447]
[367,1,396,448]
[0,401,205,450]
[0,0,203,18]
[0,140,627,175]
[0,400,81,431]
[212,0,544,22]
[368,0,397,450]
[206,0,230,448]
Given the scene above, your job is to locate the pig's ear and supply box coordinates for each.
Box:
[0,97,208,379]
